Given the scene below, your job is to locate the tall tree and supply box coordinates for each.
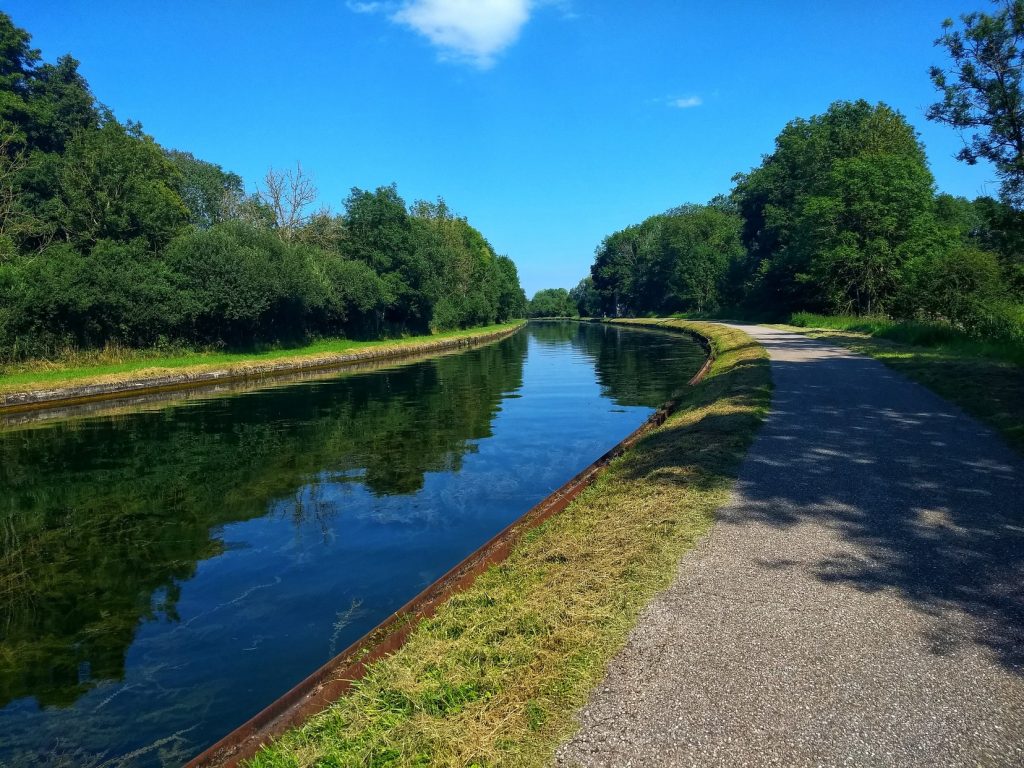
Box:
[732,100,937,314]
[55,119,188,250]
[929,1,1024,205]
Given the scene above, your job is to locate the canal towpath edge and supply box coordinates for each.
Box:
[557,323,1024,767]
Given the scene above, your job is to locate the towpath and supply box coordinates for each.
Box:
[557,324,1024,767]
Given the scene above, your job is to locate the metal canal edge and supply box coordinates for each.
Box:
[187,322,714,768]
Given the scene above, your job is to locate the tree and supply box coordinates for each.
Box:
[257,162,318,239]
[55,119,188,250]
[569,276,601,317]
[495,255,528,320]
[528,288,576,317]
[732,100,937,314]
[168,150,245,229]
[929,1,1024,205]
[661,204,745,313]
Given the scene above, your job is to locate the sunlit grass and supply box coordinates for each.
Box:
[0,323,523,395]
[786,311,1024,365]
[247,320,770,768]
[777,319,1024,454]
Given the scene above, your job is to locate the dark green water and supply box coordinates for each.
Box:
[0,321,704,767]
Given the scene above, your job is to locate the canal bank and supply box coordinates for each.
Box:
[242,320,771,768]
[2,321,715,768]
[0,321,525,414]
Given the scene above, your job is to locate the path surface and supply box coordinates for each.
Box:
[557,325,1024,767]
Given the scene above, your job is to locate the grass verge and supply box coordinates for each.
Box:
[774,320,1024,454]
[247,320,770,768]
[0,323,523,396]
[786,311,1024,365]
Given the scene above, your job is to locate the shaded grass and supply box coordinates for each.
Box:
[775,322,1024,455]
[0,323,523,395]
[247,320,770,768]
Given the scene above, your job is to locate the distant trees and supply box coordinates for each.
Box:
[590,201,743,316]
[587,97,1024,341]
[528,288,577,317]
[0,12,526,361]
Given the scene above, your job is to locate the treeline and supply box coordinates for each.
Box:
[0,13,526,361]
[583,99,1024,340]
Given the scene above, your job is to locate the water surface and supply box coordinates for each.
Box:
[0,321,703,767]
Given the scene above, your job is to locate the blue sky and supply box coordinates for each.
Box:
[8,1,998,296]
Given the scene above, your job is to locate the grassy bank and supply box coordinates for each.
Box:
[787,312,1024,365]
[0,322,524,396]
[247,320,770,768]
[776,315,1024,454]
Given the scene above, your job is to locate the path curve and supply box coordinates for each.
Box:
[557,324,1024,767]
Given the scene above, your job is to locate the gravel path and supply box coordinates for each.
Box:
[556,325,1024,767]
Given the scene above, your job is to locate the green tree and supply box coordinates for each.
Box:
[55,119,188,250]
[569,276,601,317]
[528,287,576,317]
[661,204,745,313]
[167,150,245,229]
[495,255,528,321]
[928,1,1024,205]
[732,100,937,313]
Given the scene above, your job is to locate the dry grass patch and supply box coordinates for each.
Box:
[248,320,770,768]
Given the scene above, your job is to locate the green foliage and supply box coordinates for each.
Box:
[928,1,1024,205]
[590,202,744,316]
[164,223,322,345]
[167,149,245,229]
[527,288,576,318]
[1,240,180,357]
[731,100,936,314]
[55,120,188,250]
[586,97,1024,346]
[569,277,601,317]
[0,12,526,362]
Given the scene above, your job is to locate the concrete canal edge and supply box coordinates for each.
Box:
[186,320,718,768]
[0,322,526,416]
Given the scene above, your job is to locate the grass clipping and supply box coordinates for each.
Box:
[249,320,770,768]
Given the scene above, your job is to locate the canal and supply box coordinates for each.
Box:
[0,321,704,767]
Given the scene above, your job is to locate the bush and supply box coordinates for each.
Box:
[0,240,180,359]
[164,223,320,346]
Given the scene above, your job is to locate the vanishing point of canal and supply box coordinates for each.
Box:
[0,321,704,767]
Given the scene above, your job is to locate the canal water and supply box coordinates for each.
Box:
[0,321,704,767]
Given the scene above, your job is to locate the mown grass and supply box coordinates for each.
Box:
[0,323,523,395]
[247,320,770,768]
[776,317,1024,454]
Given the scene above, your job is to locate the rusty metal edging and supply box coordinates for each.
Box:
[186,322,714,768]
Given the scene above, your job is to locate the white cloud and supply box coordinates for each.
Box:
[671,96,703,109]
[347,1,387,12]
[389,0,534,69]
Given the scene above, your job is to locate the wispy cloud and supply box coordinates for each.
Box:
[346,1,386,12]
[671,96,703,109]
[350,0,536,69]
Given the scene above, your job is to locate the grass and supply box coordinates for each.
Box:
[247,320,770,768]
[0,323,523,396]
[786,311,1024,365]
[775,315,1024,454]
